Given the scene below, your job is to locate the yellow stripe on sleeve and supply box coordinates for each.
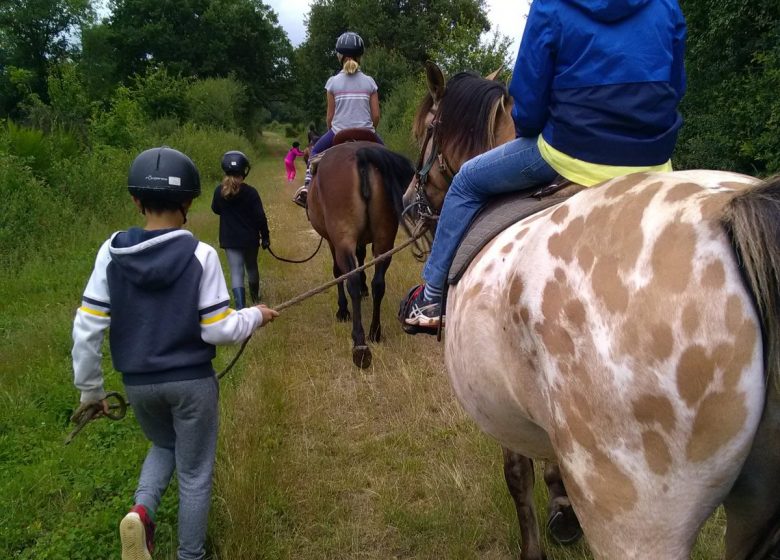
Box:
[200,309,234,325]
[79,306,110,318]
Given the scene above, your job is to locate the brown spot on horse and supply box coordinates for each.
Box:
[687,391,748,462]
[633,394,677,433]
[664,182,702,202]
[676,345,716,406]
[652,222,697,293]
[642,430,673,474]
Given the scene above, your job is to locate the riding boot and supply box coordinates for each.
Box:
[232,287,246,309]
[248,281,260,304]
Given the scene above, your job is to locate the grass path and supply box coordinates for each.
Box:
[0,132,725,559]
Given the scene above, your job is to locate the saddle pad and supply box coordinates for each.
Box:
[448,192,564,285]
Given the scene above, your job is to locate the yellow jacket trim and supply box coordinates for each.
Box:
[538,136,673,187]
[79,306,109,318]
[200,309,234,325]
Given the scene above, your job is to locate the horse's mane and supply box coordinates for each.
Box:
[413,71,511,158]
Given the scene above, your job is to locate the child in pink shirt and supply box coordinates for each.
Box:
[284,142,305,182]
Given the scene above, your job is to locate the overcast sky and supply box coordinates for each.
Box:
[268,0,529,60]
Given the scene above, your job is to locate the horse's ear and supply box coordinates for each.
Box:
[424,61,446,103]
[485,65,503,81]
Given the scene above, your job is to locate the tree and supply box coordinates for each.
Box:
[676,0,780,175]
[0,0,92,115]
[100,0,293,118]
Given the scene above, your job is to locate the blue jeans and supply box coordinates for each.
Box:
[422,136,557,290]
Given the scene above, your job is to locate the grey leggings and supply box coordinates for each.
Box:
[225,247,259,290]
[125,376,219,560]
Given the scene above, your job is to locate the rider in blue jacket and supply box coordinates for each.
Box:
[401,0,687,331]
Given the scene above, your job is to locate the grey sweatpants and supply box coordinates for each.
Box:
[225,247,259,290]
[125,376,219,560]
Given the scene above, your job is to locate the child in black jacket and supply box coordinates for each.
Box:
[211,151,270,308]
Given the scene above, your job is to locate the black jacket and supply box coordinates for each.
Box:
[211,183,270,248]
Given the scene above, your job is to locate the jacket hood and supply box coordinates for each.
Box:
[564,0,650,21]
[109,229,198,290]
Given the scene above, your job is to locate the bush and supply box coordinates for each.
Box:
[186,77,248,131]
[0,153,74,268]
[89,87,150,149]
[130,66,191,121]
[160,123,256,186]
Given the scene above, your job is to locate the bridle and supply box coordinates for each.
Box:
[410,111,456,221]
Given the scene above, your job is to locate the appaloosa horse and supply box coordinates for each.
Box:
[404,62,780,559]
[307,131,415,368]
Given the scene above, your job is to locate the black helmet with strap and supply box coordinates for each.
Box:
[335,31,364,58]
[128,146,201,202]
[221,150,251,177]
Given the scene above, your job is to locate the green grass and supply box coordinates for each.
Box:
[1,130,726,559]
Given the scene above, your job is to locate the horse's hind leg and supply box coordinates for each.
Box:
[503,448,545,560]
[331,248,350,322]
[543,462,582,545]
[724,390,780,560]
[337,248,371,368]
[356,244,369,297]
[368,255,391,343]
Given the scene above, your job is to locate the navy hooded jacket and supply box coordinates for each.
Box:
[510,0,687,167]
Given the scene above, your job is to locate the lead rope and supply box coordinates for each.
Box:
[66,221,431,442]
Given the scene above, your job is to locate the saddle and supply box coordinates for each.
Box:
[448,178,585,285]
[333,128,381,145]
[309,128,381,176]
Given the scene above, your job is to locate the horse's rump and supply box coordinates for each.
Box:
[446,170,773,556]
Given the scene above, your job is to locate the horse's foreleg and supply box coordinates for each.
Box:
[356,244,369,298]
[543,462,582,545]
[368,256,391,343]
[503,448,545,560]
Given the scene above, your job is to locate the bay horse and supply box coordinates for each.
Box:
[307,131,415,368]
[403,62,780,559]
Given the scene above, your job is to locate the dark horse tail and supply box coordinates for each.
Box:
[355,147,415,220]
[721,175,780,559]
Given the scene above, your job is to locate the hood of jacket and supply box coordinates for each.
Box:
[564,0,650,21]
[109,228,199,290]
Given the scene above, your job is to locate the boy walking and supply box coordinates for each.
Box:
[71,147,278,560]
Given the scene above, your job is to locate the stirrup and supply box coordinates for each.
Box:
[292,186,308,208]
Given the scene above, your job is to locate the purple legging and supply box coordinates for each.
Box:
[310,129,384,157]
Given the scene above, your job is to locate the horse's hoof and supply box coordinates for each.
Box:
[352,345,372,368]
[546,506,582,545]
[368,326,381,343]
[336,310,350,322]
[360,286,369,298]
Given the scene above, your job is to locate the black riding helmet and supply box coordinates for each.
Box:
[127,146,201,202]
[335,31,364,58]
[221,151,251,177]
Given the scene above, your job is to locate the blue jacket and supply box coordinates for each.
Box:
[510,0,687,166]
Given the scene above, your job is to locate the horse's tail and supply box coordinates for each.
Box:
[722,175,780,392]
[355,147,415,220]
